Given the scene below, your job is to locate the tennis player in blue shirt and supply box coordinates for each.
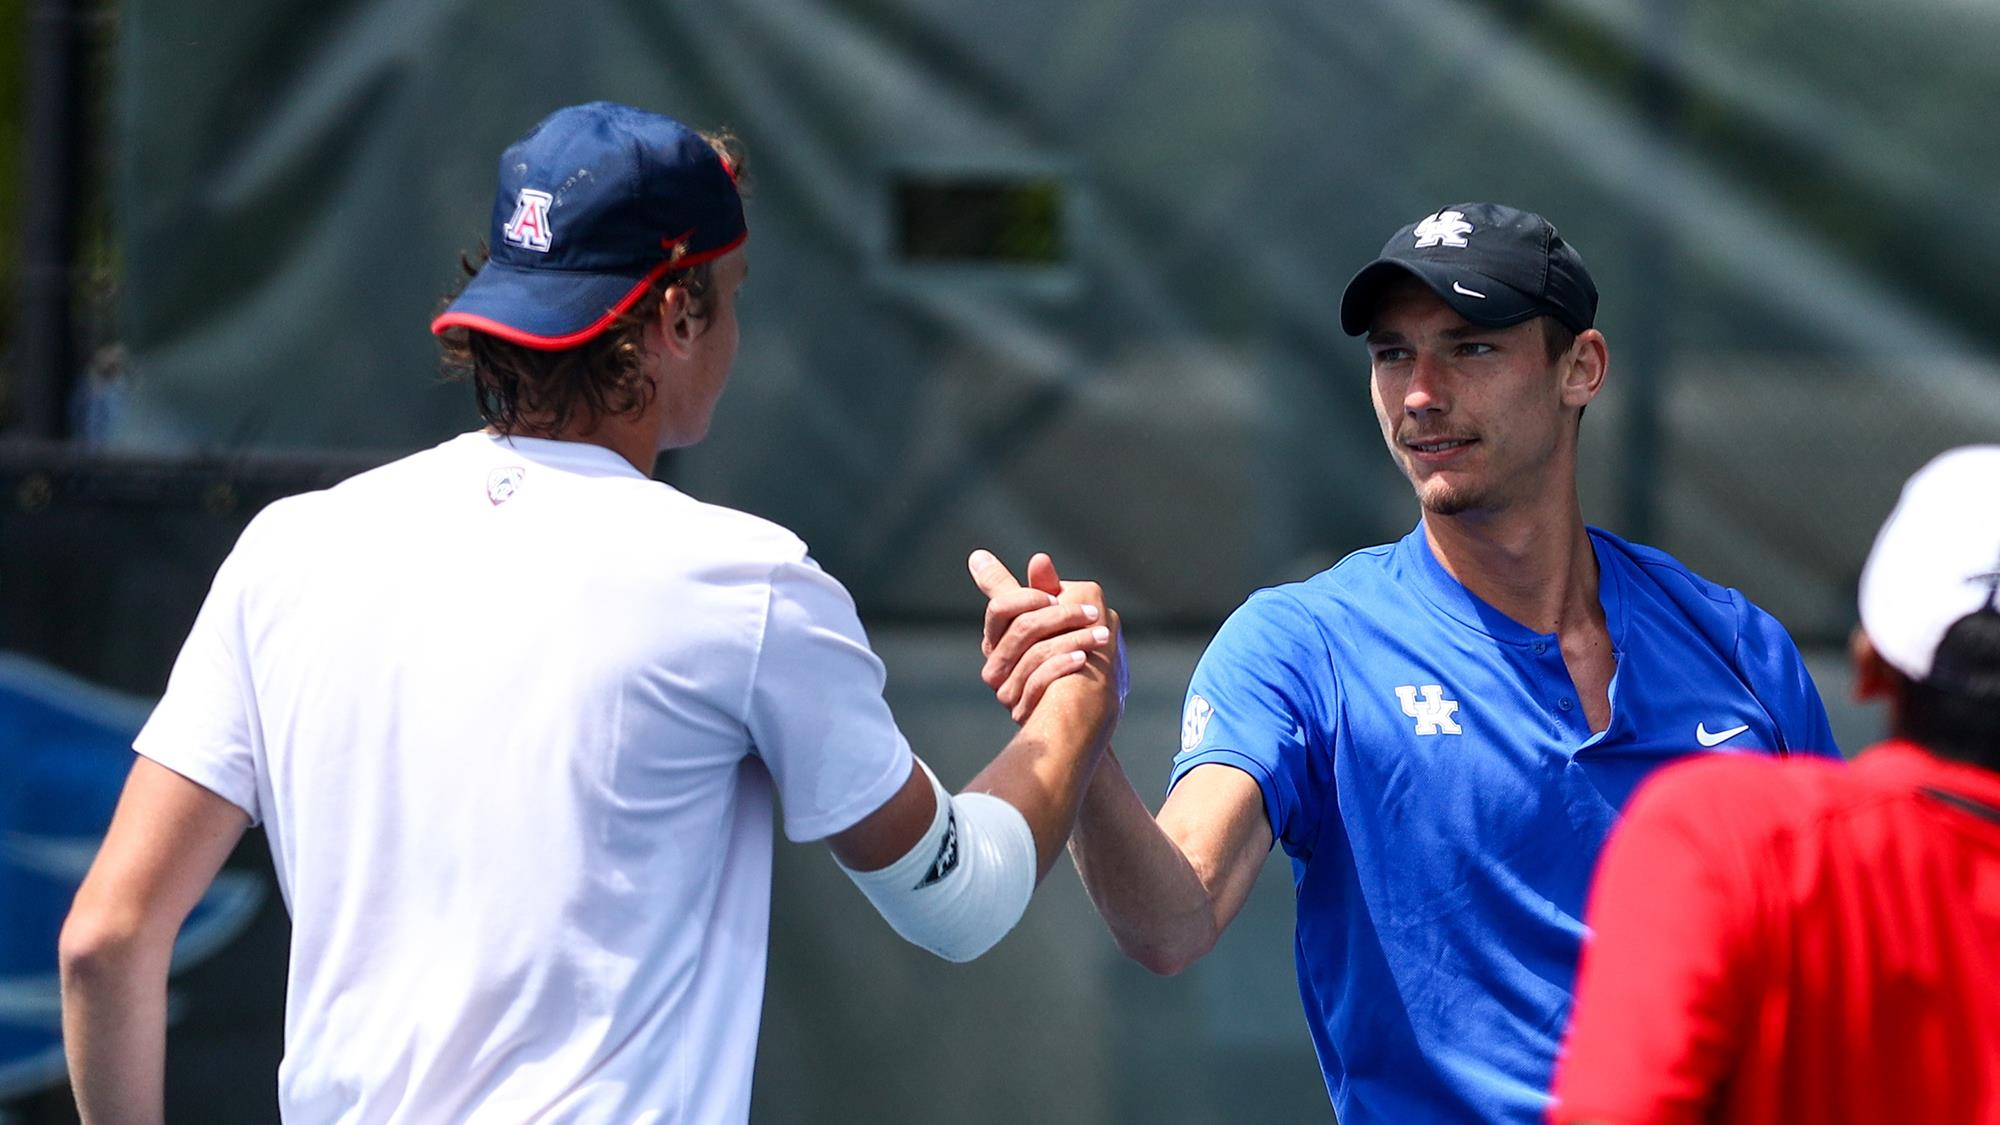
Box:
[967,202,1840,1124]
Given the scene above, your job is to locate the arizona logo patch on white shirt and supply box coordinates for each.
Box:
[486,466,526,506]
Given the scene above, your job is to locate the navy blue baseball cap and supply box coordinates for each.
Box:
[432,101,746,349]
[1338,202,1597,336]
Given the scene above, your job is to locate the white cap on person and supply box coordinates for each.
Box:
[1858,445,2000,682]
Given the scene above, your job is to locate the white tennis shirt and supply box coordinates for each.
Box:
[135,432,913,1123]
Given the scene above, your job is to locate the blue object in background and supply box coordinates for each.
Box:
[0,653,264,1100]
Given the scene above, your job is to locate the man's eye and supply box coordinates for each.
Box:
[1372,348,1411,364]
[1458,342,1495,357]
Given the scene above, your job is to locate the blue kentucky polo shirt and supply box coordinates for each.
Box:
[1170,524,1838,1124]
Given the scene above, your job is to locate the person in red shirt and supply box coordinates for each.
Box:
[1549,444,2000,1125]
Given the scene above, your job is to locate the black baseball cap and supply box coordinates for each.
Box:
[1338,202,1597,337]
[432,101,746,350]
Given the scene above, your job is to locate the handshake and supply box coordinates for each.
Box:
[966,548,1128,738]
[840,533,1245,978]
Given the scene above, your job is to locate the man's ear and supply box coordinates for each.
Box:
[1850,626,1897,702]
[1559,328,1609,409]
[653,284,697,360]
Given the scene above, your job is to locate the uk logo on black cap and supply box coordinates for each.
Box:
[1338,201,1599,336]
[1412,210,1473,249]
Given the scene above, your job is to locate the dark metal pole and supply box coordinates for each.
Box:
[1618,0,1682,544]
[14,0,85,440]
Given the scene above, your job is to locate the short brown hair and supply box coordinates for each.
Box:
[1899,608,2000,771]
[1542,317,1577,364]
[435,130,747,438]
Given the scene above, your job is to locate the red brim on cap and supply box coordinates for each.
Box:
[430,232,746,350]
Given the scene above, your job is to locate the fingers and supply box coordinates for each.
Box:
[986,579,1108,681]
[1012,650,1089,723]
[967,549,1023,597]
[970,552,1108,689]
[998,624,1114,713]
[973,549,1041,658]
[981,601,1101,686]
[1025,552,1062,596]
[1017,601,1125,727]
[1053,578,1106,616]
[982,587,1058,659]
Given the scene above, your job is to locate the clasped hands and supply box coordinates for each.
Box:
[966,549,1127,737]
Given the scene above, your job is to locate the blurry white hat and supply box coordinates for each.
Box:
[1858,445,2000,682]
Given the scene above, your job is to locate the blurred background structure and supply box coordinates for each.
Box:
[3,0,1997,1120]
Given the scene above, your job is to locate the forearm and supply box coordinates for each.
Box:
[61,932,172,1125]
[1068,751,1219,975]
[966,675,1112,879]
[56,758,249,1124]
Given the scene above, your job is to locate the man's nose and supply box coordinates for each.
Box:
[1404,351,1448,414]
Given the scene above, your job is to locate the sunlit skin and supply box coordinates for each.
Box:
[951,266,1628,1012]
[1366,277,1617,730]
[489,247,750,474]
[648,246,748,452]
[1365,277,1595,524]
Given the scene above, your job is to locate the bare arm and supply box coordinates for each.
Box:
[961,625,1121,878]
[61,757,250,1125]
[830,555,1121,881]
[827,678,1117,881]
[968,549,1274,974]
[1069,756,1272,975]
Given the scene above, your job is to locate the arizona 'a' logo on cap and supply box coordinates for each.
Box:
[1412,210,1473,249]
[502,188,555,253]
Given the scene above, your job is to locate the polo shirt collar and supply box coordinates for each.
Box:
[1396,521,1629,651]
[462,431,650,480]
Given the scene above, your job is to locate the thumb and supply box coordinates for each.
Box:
[968,549,1024,597]
[1025,553,1063,596]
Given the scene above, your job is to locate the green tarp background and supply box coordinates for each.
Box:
[24,0,1994,1119]
[110,0,2000,640]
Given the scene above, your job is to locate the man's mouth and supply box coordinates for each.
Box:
[1405,437,1477,456]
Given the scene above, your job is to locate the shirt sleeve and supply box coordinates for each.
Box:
[1733,595,1841,760]
[743,555,914,843]
[1548,760,1759,1125]
[132,523,266,824]
[1168,589,1338,859]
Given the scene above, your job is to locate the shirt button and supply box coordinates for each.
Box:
[1532,641,1548,655]
[1558,697,1574,711]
